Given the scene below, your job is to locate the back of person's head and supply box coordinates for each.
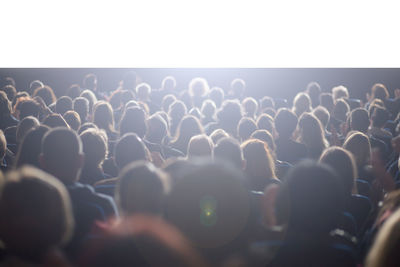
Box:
[80,89,98,114]
[0,91,12,117]
[371,83,389,101]
[189,77,209,97]
[276,161,344,234]
[83,73,97,90]
[241,139,276,190]
[0,130,6,162]
[260,96,275,110]
[274,108,298,139]
[208,87,225,108]
[256,113,274,133]
[161,76,177,91]
[16,116,40,144]
[33,85,56,106]
[306,81,321,107]
[29,80,44,95]
[116,161,170,216]
[172,115,204,150]
[188,107,202,120]
[230,78,246,97]
[213,137,243,167]
[93,101,115,133]
[250,129,276,153]
[242,97,258,118]
[168,100,187,121]
[297,112,327,158]
[114,133,150,171]
[55,96,73,115]
[187,134,213,159]
[64,110,82,131]
[136,82,151,100]
[146,114,168,144]
[0,166,74,261]
[66,84,82,100]
[343,131,371,168]
[201,99,216,119]
[332,85,349,101]
[1,84,17,102]
[366,208,400,267]
[319,92,334,113]
[312,105,330,130]
[73,96,89,123]
[120,106,148,138]
[292,92,311,117]
[43,113,70,128]
[371,105,390,128]
[0,76,16,88]
[80,128,108,169]
[237,117,258,142]
[209,128,229,145]
[319,146,358,196]
[78,122,98,135]
[17,98,41,119]
[15,126,50,169]
[216,99,243,135]
[161,94,177,113]
[333,98,350,122]
[350,108,370,133]
[40,127,83,183]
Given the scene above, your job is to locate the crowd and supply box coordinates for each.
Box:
[1,72,400,266]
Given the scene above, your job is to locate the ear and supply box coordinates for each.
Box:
[38,153,46,170]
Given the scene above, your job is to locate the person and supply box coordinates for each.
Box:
[43,113,70,128]
[313,105,332,140]
[305,81,321,108]
[369,105,392,138]
[1,84,17,102]
[136,82,158,114]
[0,91,18,131]
[209,128,229,145]
[187,134,213,159]
[161,94,177,113]
[73,96,89,123]
[237,117,258,142]
[229,78,246,100]
[0,166,74,266]
[242,97,258,119]
[274,108,307,164]
[15,98,41,120]
[56,96,73,115]
[208,87,225,108]
[119,106,147,138]
[39,127,118,255]
[66,84,82,100]
[297,112,329,160]
[80,89,98,116]
[332,85,349,102]
[64,110,82,131]
[0,130,7,173]
[32,85,56,106]
[93,101,118,141]
[292,92,311,117]
[189,77,209,108]
[213,137,244,169]
[170,115,204,155]
[206,99,243,137]
[256,113,275,135]
[168,100,187,137]
[201,99,217,126]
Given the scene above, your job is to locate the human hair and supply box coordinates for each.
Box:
[16,98,41,119]
[319,92,334,112]
[73,96,89,123]
[83,73,97,90]
[16,116,40,144]
[260,96,275,110]
[332,85,349,101]
[136,82,151,100]
[213,137,243,167]
[161,94,177,113]
[189,77,209,97]
[343,131,371,169]
[371,83,389,101]
[0,130,6,161]
[274,108,298,139]
[251,129,276,154]
[80,89,98,115]
[242,97,258,118]
[292,92,311,117]
[55,96,73,115]
[208,87,225,108]
[43,113,69,128]
[371,105,390,128]
[114,133,150,170]
[306,81,321,107]
[64,110,82,131]
[201,99,216,120]
[41,127,83,183]
[319,146,358,196]
[187,134,213,159]
[297,113,328,159]
[146,114,168,144]
[350,108,370,133]
[66,84,82,100]
[93,101,116,134]
[161,75,177,91]
[1,84,17,102]
[168,100,187,136]
[119,106,148,138]
[80,128,108,168]
[241,139,276,191]
[29,80,44,95]
[33,85,56,106]
[333,98,350,122]
[170,115,204,154]
[312,105,330,129]
[15,126,50,169]
[209,128,229,145]
[0,166,74,260]
[216,99,243,136]
[230,78,246,97]
[116,161,170,216]
[0,91,12,117]
[366,208,400,267]
[237,117,258,142]
[78,122,98,135]
[256,113,274,133]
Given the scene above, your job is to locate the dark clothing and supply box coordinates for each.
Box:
[144,139,184,159]
[275,137,308,165]
[79,167,111,186]
[0,115,18,131]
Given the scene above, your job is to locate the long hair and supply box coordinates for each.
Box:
[170,115,203,154]
[93,101,116,134]
[297,112,328,159]
[343,131,371,169]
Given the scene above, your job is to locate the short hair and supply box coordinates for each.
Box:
[332,85,349,100]
[250,129,276,153]
[66,84,82,100]
[64,110,82,131]
[43,114,70,128]
[168,100,187,120]
[80,89,98,114]
[213,137,243,167]
[161,76,177,90]
[119,107,148,138]
[83,73,97,90]
[29,80,44,95]
[306,81,321,107]
[292,92,311,117]
[56,96,73,115]
[343,131,371,168]
[0,91,12,116]
[146,114,168,144]
[16,98,41,119]
[242,97,258,118]
[312,106,330,129]
[216,100,243,135]
[201,99,216,118]
[371,83,389,101]
[0,76,15,88]
[93,101,115,133]
[114,133,150,170]
[16,116,40,144]
[80,128,108,168]
[161,94,177,113]
[274,108,298,138]
[350,108,370,133]
[0,166,74,257]
[371,105,390,128]
[256,113,274,133]
[116,161,170,216]
[135,82,151,99]
[230,78,246,96]
[209,128,229,145]
[237,117,258,142]
[187,134,213,159]
[260,96,275,110]
[0,130,6,161]
[33,85,56,106]
[1,85,17,102]
[333,98,350,122]
[189,77,209,97]
[208,87,225,108]
[78,122,98,135]
[319,92,334,112]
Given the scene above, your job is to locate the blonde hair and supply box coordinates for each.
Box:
[332,85,349,101]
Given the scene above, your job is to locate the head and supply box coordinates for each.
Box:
[168,100,187,121]
[80,89,98,115]
[274,108,298,139]
[371,105,390,128]
[230,78,246,98]
[117,161,170,216]
[343,131,371,168]
[333,98,350,122]
[189,77,209,97]
[187,134,213,159]
[93,101,115,133]
[161,76,177,91]
[0,130,6,163]
[306,81,321,107]
[80,128,108,170]
[350,108,370,133]
[292,92,311,117]
[201,99,216,119]
[120,106,148,138]
[297,113,327,159]
[312,106,330,130]
[0,91,12,118]
[209,128,229,145]
[40,127,84,183]
[29,80,44,95]
[78,122,98,135]
[15,126,50,169]
[242,97,258,118]
[250,129,276,154]
[319,92,334,113]
[237,117,258,142]
[136,82,151,101]
[256,113,274,134]
[319,146,358,196]
[216,100,243,136]
[0,166,74,260]
[260,96,275,110]
[64,110,82,131]
[371,83,389,101]
[33,85,56,106]
[55,96,73,115]
[161,94,177,113]
[15,98,41,120]
[208,87,225,108]
[1,85,17,102]
[16,116,40,144]
[66,84,82,100]
[83,74,98,91]
[43,113,69,128]
[146,114,168,144]
[172,115,204,152]
[332,85,349,101]
[114,133,150,171]
[213,137,244,168]
[73,96,89,123]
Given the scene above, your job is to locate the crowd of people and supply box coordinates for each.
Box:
[1,71,400,266]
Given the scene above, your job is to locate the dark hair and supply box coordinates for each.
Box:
[256,113,274,133]
[43,114,69,128]
[213,137,243,167]
[371,105,389,128]
[350,108,370,133]
[319,93,334,112]
[93,101,115,134]
[274,108,298,139]
[237,117,258,142]
[83,74,97,90]
[208,87,224,108]
[170,115,203,155]
[161,94,177,113]
[146,114,168,144]
[56,96,73,115]
[306,81,322,107]
[1,85,17,102]
[15,126,50,168]
[0,91,12,117]
[64,110,81,131]
[16,116,40,144]
[80,128,108,168]
[260,96,275,110]
[66,84,82,100]
[250,129,276,153]
[114,133,150,170]
[33,86,56,106]
[371,83,389,101]
[119,107,148,138]
[0,130,6,161]
[17,99,41,119]
[216,100,243,136]
[73,97,89,123]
